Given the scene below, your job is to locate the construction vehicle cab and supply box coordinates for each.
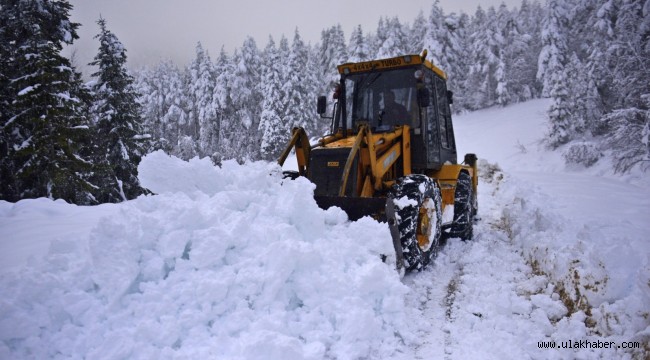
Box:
[324,53,458,172]
[279,51,478,273]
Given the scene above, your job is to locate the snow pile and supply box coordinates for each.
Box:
[0,151,411,359]
[0,199,118,271]
[480,160,650,352]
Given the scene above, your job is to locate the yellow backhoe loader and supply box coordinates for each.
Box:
[279,51,478,273]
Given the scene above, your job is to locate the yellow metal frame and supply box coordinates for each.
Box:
[278,126,478,213]
[336,124,412,197]
[277,127,311,175]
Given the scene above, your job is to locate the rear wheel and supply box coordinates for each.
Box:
[388,175,442,271]
[450,171,474,240]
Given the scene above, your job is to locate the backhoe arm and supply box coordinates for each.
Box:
[278,127,311,176]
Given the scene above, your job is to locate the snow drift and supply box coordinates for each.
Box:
[0,152,411,359]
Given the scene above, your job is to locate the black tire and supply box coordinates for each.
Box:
[389,174,442,271]
[450,171,474,240]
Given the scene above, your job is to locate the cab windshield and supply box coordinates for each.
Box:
[342,68,420,132]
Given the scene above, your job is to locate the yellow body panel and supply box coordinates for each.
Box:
[428,164,476,207]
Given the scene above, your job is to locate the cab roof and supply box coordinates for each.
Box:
[337,53,447,80]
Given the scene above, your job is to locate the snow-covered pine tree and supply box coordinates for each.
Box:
[373,17,389,58]
[284,29,317,135]
[319,25,347,93]
[571,0,616,122]
[422,1,446,67]
[278,35,291,115]
[132,66,165,150]
[494,4,513,106]
[537,0,570,98]
[89,17,149,202]
[133,60,188,154]
[0,0,96,204]
[444,12,472,112]
[259,36,286,160]
[502,2,537,104]
[546,66,572,148]
[517,0,545,99]
[376,17,408,59]
[601,106,650,173]
[563,53,601,138]
[306,44,329,135]
[213,47,236,163]
[599,0,650,172]
[230,36,263,161]
[348,25,370,62]
[409,11,428,54]
[609,0,649,110]
[465,5,499,109]
[0,4,15,199]
[423,4,470,111]
[187,42,217,158]
[538,0,575,148]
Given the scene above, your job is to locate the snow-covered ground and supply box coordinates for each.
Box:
[1,99,648,359]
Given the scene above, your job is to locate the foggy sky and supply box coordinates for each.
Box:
[65,0,522,74]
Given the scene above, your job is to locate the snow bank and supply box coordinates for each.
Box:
[480,160,650,350]
[0,199,118,271]
[0,151,411,359]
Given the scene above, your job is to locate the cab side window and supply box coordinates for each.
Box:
[434,77,452,149]
[424,74,439,161]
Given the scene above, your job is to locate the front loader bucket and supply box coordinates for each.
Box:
[314,195,387,221]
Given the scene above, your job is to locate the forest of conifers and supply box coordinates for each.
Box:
[1,0,648,204]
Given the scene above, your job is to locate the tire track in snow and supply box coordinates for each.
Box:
[405,167,566,359]
[404,237,470,360]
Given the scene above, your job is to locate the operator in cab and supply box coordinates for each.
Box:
[381,90,410,126]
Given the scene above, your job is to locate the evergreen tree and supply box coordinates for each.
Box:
[599,0,650,172]
[187,42,216,157]
[564,53,601,137]
[376,17,408,58]
[423,5,470,111]
[494,4,512,106]
[306,44,329,135]
[213,47,235,163]
[373,17,389,57]
[518,0,545,99]
[409,11,428,53]
[284,29,317,134]
[319,25,347,92]
[503,1,538,103]
[538,0,575,148]
[423,1,446,66]
[0,0,96,204]
[465,6,499,109]
[348,25,370,62]
[259,37,285,160]
[230,36,263,161]
[546,66,572,148]
[89,17,149,201]
[537,0,570,97]
[133,60,188,155]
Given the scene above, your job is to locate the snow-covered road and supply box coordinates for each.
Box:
[1,99,648,359]
[512,171,650,240]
